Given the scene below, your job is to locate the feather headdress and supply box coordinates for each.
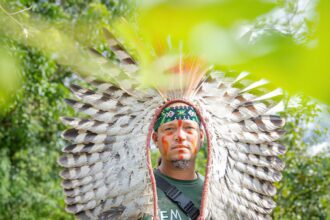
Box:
[59,29,286,220]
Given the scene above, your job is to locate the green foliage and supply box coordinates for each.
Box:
[2,0,330,103]
[0,39,72,219]
[273,96,330,220]
[0,0,329,220]
[0,0,132,219]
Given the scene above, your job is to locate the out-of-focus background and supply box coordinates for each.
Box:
[0,0,329,219]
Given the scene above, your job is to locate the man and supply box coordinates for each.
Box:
[144,102,204,220]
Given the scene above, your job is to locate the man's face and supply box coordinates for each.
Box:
[153,119,204,162]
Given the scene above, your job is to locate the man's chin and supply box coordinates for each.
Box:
[171,160,191,169]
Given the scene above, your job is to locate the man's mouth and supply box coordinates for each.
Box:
[172,145,189,150]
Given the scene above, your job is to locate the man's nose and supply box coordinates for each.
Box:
[175,128,187,142]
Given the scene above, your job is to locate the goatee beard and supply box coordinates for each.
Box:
[171,160,191,169]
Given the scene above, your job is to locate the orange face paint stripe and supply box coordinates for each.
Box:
[191,136,198,155]
[161,136,169,156]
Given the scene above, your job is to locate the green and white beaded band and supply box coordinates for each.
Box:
[153,106,200,131]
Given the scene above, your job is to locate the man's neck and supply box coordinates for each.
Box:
[158,160,197,180]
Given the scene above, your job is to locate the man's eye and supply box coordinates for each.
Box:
[185,126,195,130]
[165,127,173,131]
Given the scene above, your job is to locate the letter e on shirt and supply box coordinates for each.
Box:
[160,209,183,220]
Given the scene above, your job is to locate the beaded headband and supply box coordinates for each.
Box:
[153,105,201,131]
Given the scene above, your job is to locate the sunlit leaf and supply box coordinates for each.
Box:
[0,48,21,113]
[137,0,276,50]
[234,0,330,104]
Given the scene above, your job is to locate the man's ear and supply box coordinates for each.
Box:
[152,132,158,147]
[199,128,205,143]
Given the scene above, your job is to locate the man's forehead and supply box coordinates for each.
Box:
[160,119,198,127]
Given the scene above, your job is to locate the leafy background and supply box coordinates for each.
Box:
[0,0,329,219]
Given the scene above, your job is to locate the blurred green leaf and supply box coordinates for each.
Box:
[0,48,21,113]
[0,1,329,219]
[234,0,330,104]
[137,0,276,48]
